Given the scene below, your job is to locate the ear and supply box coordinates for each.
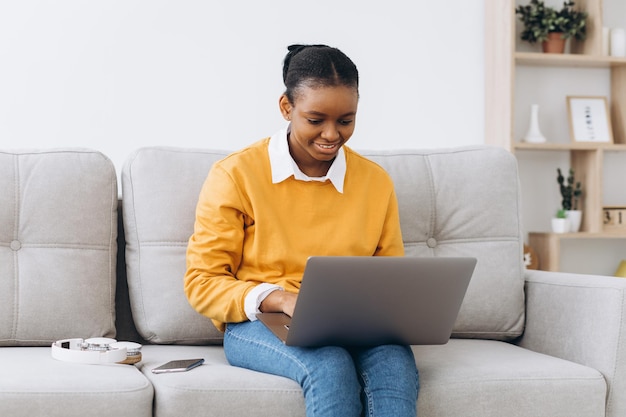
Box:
[278,94,292,121]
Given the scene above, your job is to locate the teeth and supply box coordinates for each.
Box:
[318,144,336,149]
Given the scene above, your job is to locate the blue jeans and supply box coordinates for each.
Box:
[224,320,419,417]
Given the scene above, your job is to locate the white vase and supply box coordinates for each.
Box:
[523,104,547,143]
[566,210,582,232]
[551,218,570,234]
[610,28,626,57]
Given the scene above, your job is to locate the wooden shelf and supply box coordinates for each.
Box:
[513,143,626,151]
[529,232,626,271]
[485,0,626,273]
[530,232,626,239]
[516,52,626,68]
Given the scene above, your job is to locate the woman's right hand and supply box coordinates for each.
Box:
[259,290,298,317]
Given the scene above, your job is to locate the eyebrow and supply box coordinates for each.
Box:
[305,110,356,118]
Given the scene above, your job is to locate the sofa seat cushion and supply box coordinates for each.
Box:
[0,347,153,417]
[414,339,606,417]
[137,340,604,417]
[138,345,305,417]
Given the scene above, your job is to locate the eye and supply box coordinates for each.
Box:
[307,119,323,125]
[339,119,354,126]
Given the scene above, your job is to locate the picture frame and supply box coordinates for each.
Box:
[566,96,613,143]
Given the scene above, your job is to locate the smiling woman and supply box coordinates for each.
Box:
[184,44,419,417]
[277,45,359,177]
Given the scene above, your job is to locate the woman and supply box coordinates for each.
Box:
[185,44,419,417]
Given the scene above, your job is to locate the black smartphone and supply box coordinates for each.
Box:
[151,358,205,374]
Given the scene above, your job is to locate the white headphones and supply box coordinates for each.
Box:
[51,338,142,365]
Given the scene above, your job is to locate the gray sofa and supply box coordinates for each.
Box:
[1,146,625,417]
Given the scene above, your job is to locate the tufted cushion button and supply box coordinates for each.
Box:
[10,240,22,251]
[426,237,437,248]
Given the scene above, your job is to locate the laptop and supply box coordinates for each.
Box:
[256,256,477,347]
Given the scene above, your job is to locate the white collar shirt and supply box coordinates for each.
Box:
[267,128,346,194]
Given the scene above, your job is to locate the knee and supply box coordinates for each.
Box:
[359,345,419,390]
[296,346,361,394]
[387,345,419,375]
[298,346,362,414]
[305,346,357,380]
[357,345,419,416]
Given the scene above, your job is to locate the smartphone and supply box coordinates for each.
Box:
[151,358,205,374]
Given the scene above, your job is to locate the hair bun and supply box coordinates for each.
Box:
[283,44,329,83]
[287,44,308,54]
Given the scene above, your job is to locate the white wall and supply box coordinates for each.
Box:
[0,1,485,173]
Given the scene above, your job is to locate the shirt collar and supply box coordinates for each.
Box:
[268,128,346,193]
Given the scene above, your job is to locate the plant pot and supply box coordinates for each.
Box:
[542,32,566,54]
[551,218,570,234]
[566,210,582,232]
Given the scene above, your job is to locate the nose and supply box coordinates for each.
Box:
[321,123,341,141]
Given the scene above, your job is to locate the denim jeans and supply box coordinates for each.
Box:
[224,320,419,417]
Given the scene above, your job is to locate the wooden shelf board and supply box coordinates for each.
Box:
[513,143,626,151]
[515,52,626,68]
[529,232,626,239]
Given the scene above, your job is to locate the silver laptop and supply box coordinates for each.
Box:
[257,256,476,347]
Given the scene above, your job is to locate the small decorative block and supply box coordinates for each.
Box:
[603,206,626,231]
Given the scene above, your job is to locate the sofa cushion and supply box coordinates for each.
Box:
[122,148,228,344]
[363,147,526,340]
[139,345,304,417]
[136,340,604,417]
[0,347,153,417]
[413,339,606,417]
[0,149,118,346]
[122,146,525,344]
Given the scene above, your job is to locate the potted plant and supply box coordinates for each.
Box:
[551,208,570,233]
[557,168,583,232]
[515,0,588,53]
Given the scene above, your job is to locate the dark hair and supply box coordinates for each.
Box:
[282,44,359,104]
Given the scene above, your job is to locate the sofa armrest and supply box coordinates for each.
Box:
[517,269,626,417]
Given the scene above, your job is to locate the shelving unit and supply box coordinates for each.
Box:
[485,0,626,272]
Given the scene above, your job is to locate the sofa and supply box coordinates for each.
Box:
[1,145,625,417]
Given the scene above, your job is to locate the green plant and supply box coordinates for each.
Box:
[557,168,582,210]
[555,208,567,219]
[516,0,588,44]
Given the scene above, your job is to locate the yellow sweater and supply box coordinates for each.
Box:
[184,138,404,331]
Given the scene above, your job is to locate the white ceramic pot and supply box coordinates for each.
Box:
[566,210,582,232]
[551,218,570,234]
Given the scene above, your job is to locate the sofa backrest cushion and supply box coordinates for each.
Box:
[122,148,228,344]
[362,147,525,340]
[0,149,118,346]
[122,145,525,344]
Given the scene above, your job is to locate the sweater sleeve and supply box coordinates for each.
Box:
[184,163,255,330]
[374,187,405,257]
